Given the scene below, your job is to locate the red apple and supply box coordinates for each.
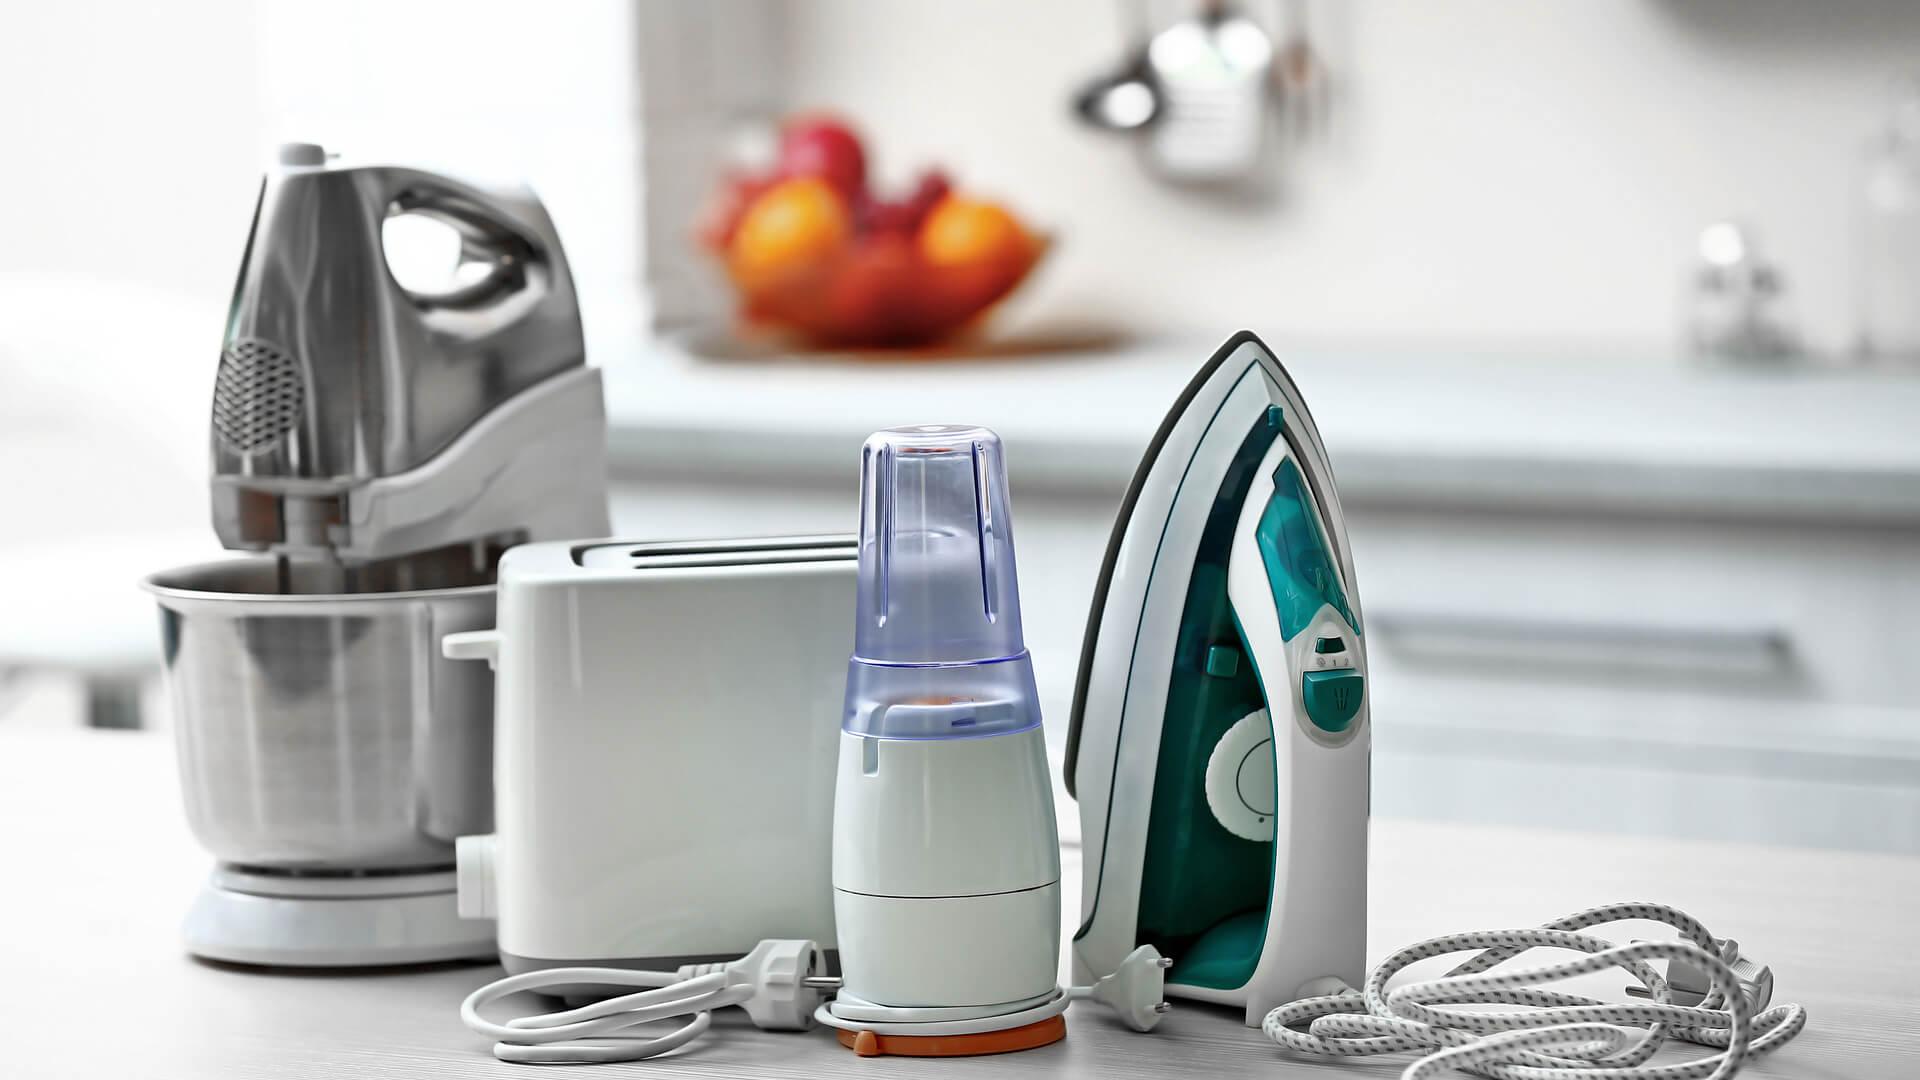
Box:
[778,116,867,202]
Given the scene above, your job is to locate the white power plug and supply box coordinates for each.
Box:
[682,939,832,1032]
[1074,943,1176,1032]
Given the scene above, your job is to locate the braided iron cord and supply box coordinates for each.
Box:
[1262,903,1807,1080]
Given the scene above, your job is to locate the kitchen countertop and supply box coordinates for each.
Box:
[600,334,1920,523]
[6,727,1916,1078]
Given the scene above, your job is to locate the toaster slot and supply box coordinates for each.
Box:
[575,535,856,570]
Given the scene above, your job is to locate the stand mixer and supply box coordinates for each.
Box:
[145,143,610,967]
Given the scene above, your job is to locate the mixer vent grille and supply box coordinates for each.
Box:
[213,338,304,454]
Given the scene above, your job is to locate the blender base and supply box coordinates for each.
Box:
[185,866,495,968]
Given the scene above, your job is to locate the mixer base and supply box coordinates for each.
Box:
[185,866,495,968]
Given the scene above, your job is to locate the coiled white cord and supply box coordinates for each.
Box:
[460,939,1171,1064]
[459,940,828,1065]
[1263,903,1807,1080]
[462,967,747,1064]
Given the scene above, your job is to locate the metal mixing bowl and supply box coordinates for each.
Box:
[144,552,496,872]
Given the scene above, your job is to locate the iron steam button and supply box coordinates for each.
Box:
[1301,668,1364,733]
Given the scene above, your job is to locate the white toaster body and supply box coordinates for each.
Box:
[446,535,855,973]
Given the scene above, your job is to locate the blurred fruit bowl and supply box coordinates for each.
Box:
[732,218,1050,349]
[699,116,1049,350]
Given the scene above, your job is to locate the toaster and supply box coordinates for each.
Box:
[444,536,855,973]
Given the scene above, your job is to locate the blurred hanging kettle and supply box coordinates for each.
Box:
[1076,0,1320,185]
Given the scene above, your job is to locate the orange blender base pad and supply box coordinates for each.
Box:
[836,1015,1067,1057]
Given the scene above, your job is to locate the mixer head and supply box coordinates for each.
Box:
[210,143,604,566]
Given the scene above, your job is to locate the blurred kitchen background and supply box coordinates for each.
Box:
[5,1,1919,852]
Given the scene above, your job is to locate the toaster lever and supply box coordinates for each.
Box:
[443,629,502,669]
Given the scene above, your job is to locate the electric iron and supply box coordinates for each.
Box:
[1067,330,1367,1026]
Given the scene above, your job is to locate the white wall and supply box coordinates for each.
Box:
[0,2,267,316]
[634,2,791,331]
[13,2,1907,359]
[252,1,643,338]
[0,1,640,541]
[782,0,1920,354]
[0,1,641,345]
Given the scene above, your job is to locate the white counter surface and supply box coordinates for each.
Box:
[7,726,1912,1068]
[4,728,1915,1078]
[601,335,1920,522]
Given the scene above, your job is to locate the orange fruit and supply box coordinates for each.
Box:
[918,196,1034,271]
[917,196,1040,321]
[728,176,853,295]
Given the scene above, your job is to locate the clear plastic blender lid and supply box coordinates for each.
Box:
[844,425,1041,739]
